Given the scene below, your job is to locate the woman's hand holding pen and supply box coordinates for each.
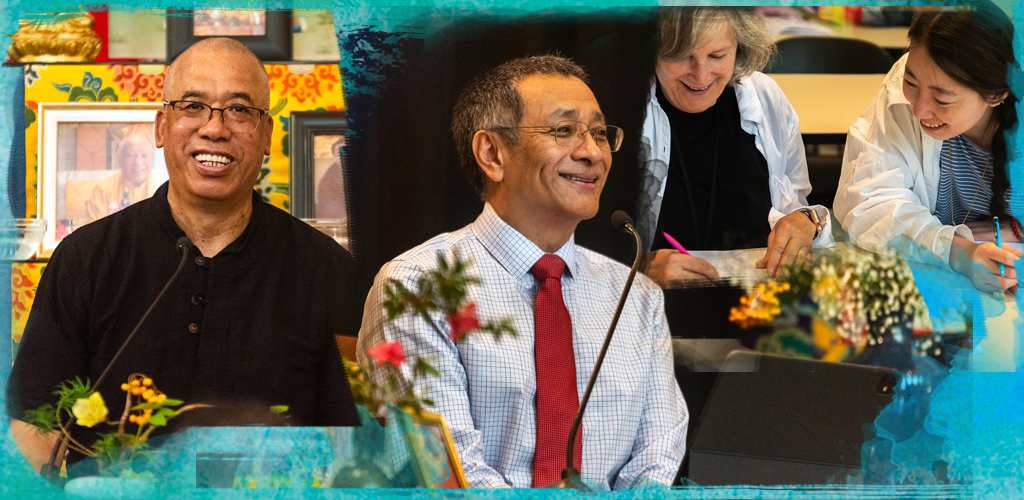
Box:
[641,249,720,288]
[755,211,816,277]
[950,236,1020,293]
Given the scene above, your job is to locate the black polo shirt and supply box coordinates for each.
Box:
[7,183,361,461]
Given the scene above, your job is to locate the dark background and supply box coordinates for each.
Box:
[341,8,660,297]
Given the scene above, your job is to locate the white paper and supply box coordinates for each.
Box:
[689,249,770,281]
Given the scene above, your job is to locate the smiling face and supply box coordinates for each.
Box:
[155,40,272,209]
[117,135,154,187]
[902,45,1003,147]
[490,74,611,240]
[655,21,737,114]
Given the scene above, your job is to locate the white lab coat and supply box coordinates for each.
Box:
[637,71,835,252]
[834,54,973,271]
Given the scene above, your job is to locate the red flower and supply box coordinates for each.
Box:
[367,340,406,368]
[448,303,480,342]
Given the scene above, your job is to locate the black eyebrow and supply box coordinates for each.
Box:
[549,108,606,125]
[904,68,956,97]
[178,91,256,105]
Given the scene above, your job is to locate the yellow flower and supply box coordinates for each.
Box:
[729,281,789,329]
[72,392,108,428]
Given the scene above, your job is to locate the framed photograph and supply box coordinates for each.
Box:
[37,102,166,256]
[166,9,292,61]
[412,411,469,489]
[289,111,351,246]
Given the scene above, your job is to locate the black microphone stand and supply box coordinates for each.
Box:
[40,237,194,485]
[546,212,644,490]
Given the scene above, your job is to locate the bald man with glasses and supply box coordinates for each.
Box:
[8,38,361,473]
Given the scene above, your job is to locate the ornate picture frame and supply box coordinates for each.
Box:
[289,110,351,249]
[36,102,166,256]
[413,411,469,489]
[166,9,292,61]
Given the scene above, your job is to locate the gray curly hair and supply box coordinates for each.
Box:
[658,7,775,86]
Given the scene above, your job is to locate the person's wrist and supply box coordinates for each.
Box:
[949,236,978,274]
[795,208,821,239]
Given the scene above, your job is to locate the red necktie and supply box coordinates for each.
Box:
[530,254,582,487]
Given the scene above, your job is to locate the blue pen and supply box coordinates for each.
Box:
[994,217,1005,277]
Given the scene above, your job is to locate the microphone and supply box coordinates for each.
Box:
[176,236,194,256]
[42,236,196,483]
[610,210,633,234]
[549,211,644,489]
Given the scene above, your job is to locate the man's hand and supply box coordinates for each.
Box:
[950,236,1021,293]
[641,249,720,288]
[9,418,59,473]
[965,219,1021,243]
[755,211,817,277]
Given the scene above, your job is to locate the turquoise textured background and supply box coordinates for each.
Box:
[1,1,1021,498]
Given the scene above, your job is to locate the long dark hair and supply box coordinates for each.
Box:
[908,5,1016,218]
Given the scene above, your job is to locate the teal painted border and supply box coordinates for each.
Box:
[0,1,1021,498]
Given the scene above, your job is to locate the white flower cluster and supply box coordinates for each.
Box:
[808,249,925,344]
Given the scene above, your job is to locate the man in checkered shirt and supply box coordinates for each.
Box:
[358,55,687,489]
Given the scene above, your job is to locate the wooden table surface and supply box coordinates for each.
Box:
[767,73,887,137]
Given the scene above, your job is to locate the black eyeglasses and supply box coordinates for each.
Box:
[493,120,624,152]
[164,100,267,131]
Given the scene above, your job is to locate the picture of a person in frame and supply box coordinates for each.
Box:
[83,131,156,222]
[57,123,167,238]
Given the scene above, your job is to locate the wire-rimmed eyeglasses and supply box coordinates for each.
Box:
[493,120,624,152]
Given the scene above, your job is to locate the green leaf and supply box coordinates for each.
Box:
[270,182,290,197]
[412,358,439,378]
[270,405,289,414]
[23,404,58,432]
[269,97,287,116]
[131,399,182,410]
[146,408,175,427]
[55,377,93,414]
[92,432,126,453]
[97,87,119,102]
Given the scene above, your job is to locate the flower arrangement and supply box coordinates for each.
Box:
[347,251,515,417]
[729,247,927,362]
[23,373,210,475]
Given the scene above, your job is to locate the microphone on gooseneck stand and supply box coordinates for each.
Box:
[41,237,195,485]
[546,211,645,489]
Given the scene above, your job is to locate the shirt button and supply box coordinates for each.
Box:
[191,292,205,306]
[188,323,200,334]
[195,256,206,267]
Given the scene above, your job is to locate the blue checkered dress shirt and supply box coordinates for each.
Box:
[357,204,688,489]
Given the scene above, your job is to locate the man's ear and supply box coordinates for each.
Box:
[261,113,273,156]
[472,130,506,183]
[154,108,167,148]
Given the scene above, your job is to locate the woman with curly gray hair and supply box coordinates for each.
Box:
[638,7,833,287]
